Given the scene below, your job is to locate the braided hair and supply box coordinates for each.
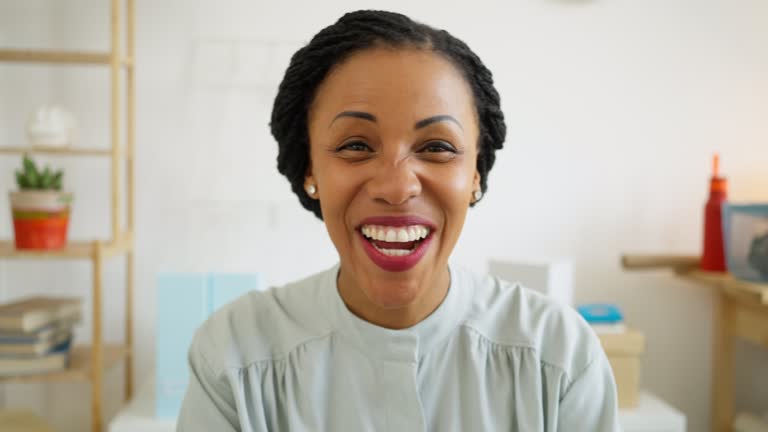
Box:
[270,10,506,220]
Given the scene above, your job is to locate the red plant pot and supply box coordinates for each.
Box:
[12,210,70,250]
[9,191,73,250]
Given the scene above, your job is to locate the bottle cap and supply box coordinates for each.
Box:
[710,153,728,194]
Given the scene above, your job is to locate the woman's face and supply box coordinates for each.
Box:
[306,47,480,324]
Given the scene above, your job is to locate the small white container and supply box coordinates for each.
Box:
[25,105,76,148]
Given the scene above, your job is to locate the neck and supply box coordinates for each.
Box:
[336,266,450,330]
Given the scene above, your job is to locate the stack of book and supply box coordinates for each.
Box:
[0,296,82,377]
[0,410,55,432]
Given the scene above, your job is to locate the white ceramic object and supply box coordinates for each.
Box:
[25,105,76,147]
[9,190,73,212]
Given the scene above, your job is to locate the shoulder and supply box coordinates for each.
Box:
[456,265,601,381]
[189,267,336,373]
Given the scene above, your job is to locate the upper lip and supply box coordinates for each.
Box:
[357,215,436,230]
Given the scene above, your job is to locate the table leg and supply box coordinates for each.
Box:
[712,291,734,432]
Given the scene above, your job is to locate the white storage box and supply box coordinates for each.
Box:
[488,258,574,305]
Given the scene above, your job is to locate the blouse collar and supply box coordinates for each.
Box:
[322,262,470,363]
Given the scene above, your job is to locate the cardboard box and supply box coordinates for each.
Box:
[598,329,645,408]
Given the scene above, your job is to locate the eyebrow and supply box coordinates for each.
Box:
[330,111,463,131]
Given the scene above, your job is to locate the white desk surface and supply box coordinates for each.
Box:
[110,380,685,432]
[109,379,176,432]
[620,392,687,432]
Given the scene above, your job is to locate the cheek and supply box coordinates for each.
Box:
[317,164,358,209]
[313,159,363,242]
[427,159,476,206]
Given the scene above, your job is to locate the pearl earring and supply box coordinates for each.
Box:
[306,184,317,196]
[473,190,483,201]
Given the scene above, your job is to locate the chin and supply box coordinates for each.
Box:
[363,278,423,310]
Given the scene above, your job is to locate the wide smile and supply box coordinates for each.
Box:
[356,216,436,272]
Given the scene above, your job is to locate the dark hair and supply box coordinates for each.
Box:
[270,10,506,219]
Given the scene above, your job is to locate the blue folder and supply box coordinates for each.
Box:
[576,303,624,324]
[156,272,263,418]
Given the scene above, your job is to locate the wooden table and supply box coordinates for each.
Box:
[622,255,768,432]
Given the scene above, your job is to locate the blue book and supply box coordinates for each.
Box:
[155,272,263,418]
[0,328,72,356]
[0,337,72,376]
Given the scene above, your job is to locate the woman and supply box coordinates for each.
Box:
[178,10,620,431]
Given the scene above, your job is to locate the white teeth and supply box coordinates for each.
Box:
[373,245,413,257]
[360,224,431,242]
[363,224,434,258]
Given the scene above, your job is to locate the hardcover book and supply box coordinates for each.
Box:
[0,297,82,333]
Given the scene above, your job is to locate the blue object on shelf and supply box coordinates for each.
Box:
[155,272,263,419]
[577,303,624,324]
[722,203,768,283]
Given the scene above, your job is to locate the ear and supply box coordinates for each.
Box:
[472,169,481,192]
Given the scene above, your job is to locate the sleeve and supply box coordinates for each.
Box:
[556,348,622,432]
[176,332,240,432]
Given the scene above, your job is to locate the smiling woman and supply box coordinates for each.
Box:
[177,9,621,432]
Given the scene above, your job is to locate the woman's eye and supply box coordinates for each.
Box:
[337,141,372,152]
[421,141,457,153]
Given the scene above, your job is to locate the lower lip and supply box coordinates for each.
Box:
[358,231,433,272]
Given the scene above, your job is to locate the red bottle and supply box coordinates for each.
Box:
[701,154,728,272]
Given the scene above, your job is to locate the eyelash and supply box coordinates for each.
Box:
[337,141,372,152]
[421,141,457,153]
[336,140,457,153]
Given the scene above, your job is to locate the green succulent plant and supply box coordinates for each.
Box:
[15,154,64,191]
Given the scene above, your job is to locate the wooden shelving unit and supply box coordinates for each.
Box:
[0,235,133,260]
[622,254,768,432]
[0,146,118,157]
[0,1,135,432]
[0,49,133,66]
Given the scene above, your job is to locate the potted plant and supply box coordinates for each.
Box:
[9,154,73,250]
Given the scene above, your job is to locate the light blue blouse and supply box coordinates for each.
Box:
[177,264,621,431]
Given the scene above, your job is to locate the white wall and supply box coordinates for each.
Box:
[1,0,767,430]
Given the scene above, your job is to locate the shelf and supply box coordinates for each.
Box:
[0,344,130,384]
[0,146,127,157]
[621,254,700,272]
[0,232,133,260]
[621,254,768,305]
[679,270,768,306]
[623,253,768,430]
[0,49,133,67]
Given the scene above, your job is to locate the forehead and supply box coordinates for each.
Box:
[308,47,477,127]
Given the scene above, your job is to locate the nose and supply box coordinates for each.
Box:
[365,157,422,206]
